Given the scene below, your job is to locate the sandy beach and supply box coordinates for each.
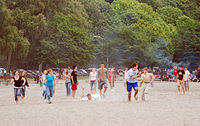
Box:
[0,77,200,126]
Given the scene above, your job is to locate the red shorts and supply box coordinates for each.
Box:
[71,83,77,90]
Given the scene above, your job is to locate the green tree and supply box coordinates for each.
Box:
[157,6,183,25]
[0,3,29,70]
[173,15,200,69]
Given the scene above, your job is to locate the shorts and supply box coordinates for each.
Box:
[141,83,151,94]
[14,88,22,96]
[127,82,138,92]
[98,81,108,90]
[184,81,189,86]
[71,83,77,90]
[177,80,184,86]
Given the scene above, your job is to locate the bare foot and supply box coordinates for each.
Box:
[142,95,145,101]
[134,96,138,101]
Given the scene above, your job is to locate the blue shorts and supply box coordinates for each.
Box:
[184,81,189,86]
[127,82,138,92]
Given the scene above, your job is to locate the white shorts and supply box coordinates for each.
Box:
[141,83,151,94]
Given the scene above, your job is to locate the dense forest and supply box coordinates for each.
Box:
[0,0,200,70]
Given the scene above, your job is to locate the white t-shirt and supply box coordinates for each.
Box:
[41,74,46,83]
[90,72,97,81]
[184,70,190,81]
[81,94,101,101]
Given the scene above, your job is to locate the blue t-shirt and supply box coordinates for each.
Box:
[127,69,138,83]
[168,71,172,76]
[45,74,55,87]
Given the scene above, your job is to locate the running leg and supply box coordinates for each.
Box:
[134,87,139,101]
[128,91,132,102]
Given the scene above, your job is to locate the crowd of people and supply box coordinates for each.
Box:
[156,66,200,82]
[8,62,200,104]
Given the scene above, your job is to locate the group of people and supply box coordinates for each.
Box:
[176,65,191,95]
[166,66,199,83]
[123,62,155,102]
[10,62,198,104]
[63,63,115,101]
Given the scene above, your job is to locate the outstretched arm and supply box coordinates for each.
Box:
[150,74,155,84]
[10,78,14,85]
[131,72,141,80]
[22,77,26,86]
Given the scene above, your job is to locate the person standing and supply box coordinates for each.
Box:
[71,65,78,99]
[110,66,116,89]
[167,69,172,80]
[173,66,178,82]
[21,71,29,99]
[184,67,190,92]
[123,67,129,87]
[67,65,72,73]
[10,70,26,104]
[197,67,200,82]
[89,68,98,93]
[97,63,110,97]
[41,70,47,99]
[44,69,56,104]
[140,68,154,101]
[64,69,72,96]
[127,62,141,102]
[177,65,185,95]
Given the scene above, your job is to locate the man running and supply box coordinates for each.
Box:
[140,67,154,101]
[97,63,110,97]
[127,62,141,102]
[184,67,190,91]
[177,65,185,95]
[110,66,115,89]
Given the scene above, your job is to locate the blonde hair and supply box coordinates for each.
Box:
[143,67,148,71]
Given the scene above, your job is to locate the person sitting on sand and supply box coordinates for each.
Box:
[80,87,101,101]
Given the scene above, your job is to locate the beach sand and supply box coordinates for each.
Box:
[0,77,200,126]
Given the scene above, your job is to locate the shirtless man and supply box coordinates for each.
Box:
[141,67,154,101]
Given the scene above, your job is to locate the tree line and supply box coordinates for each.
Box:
[0,0,199,70]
